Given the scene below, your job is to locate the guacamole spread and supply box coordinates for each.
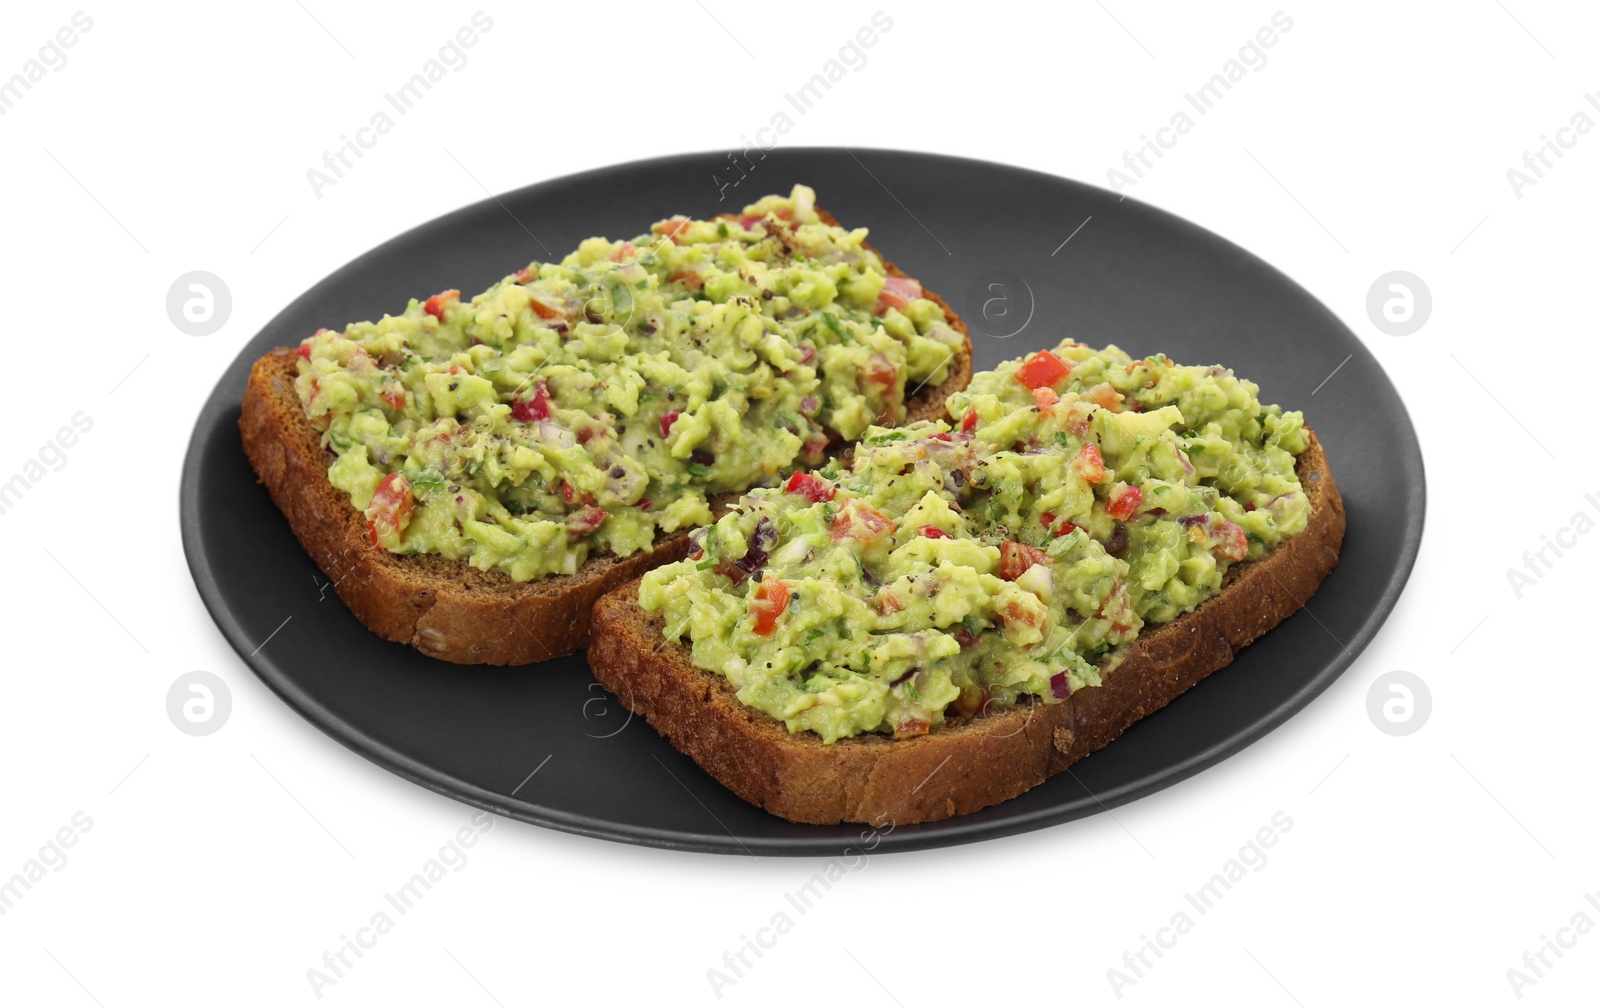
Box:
[294,186,962,581]
[639,340,1311,742]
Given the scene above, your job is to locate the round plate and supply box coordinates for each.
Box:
[181,148,1424,856]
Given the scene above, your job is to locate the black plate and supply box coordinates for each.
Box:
[181,149,1423,856]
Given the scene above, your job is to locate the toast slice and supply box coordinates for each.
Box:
[587,431,1344,826]
[239,213,972,665]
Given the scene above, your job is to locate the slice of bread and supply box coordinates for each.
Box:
[587,431,1345,825]
[239,215,972,665]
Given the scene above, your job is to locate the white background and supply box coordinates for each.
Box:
[2,2,1595,1005]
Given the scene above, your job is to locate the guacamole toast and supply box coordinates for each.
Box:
[588,343,1345,825]
[240,191,971,664]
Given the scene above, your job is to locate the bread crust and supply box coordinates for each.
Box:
[587,432,1345,825]
[238,215,972,664]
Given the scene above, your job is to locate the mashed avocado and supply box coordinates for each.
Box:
[639,339,1311,743]
[294,185,963,581]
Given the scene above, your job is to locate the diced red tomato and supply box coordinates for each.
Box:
[1212,519,1250,562]
[1040,511,1080,537]
[876,591,903,615]
[297,328,331,362]
[749,577,790,636]
[511,380,551,422]
[997,541,1048,581]
[863,353,899,388]
[1106,484,1143,521]
[1000,598,1045,635]
[566,505,606,539]
[366,472,414,548]
[423,290,460,319]
[659,409,682,439]
[380,385,406,412]
[608,241,637,262]
[1083,382,1123,411]
[918,525,952,539]
[1033,386,1059,408]
[1075,443,1106,484]
[716,212,765,230]
[961,408,978,433]
[876,276,922,314]
[651,216,692,243]
[513,266,534,284]
[829,501,896,543]
[667,269,703,289]
[559,481,597,507]
[1014,350,1071,391]
[931,431,953,442]
[527,296,563,321]
[785,470,836,502]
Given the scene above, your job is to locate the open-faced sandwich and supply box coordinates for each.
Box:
[589,340,1344,824]
[240,187,971,662]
